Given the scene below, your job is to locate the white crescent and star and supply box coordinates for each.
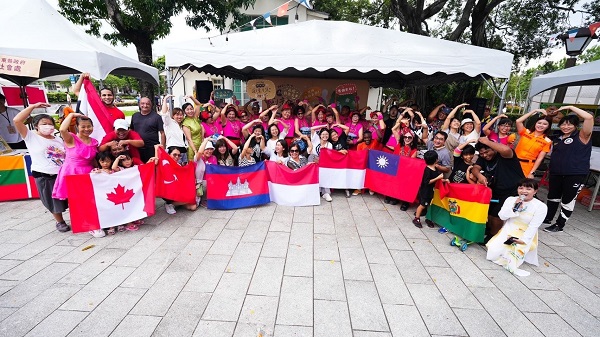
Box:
[161,159,178,184]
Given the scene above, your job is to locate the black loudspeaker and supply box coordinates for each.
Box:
[469,97,487,120]
[195,80,214,103]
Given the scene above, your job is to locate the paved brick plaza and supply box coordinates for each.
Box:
[0,188,599,337]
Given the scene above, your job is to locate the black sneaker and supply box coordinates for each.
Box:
[543,224,563,233]
[425,219,435,228]
[400,203,409,211]
[412,218,423,228]
[542,219,552,225]
[56,221,71,233]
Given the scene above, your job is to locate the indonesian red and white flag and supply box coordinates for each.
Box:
[266,161,320,206]
[318,149,367,189]
[155,147,196,205]
[77,78,114,142]
[66,164,156,233]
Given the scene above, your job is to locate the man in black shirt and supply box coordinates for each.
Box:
[472,137,525,240]
[130,97,165,162]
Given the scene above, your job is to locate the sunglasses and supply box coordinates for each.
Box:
[403,135,413,139]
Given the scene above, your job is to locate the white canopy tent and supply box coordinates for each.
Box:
[165,20,513,89]
[528,59,600,99]
[0,0,158,87]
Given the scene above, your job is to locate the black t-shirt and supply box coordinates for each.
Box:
[449,158,471,184]
[419,166,440,203]
[130,111,164,147]
[475,149,524,194]
[331,133,348,151]
[383,116,397,145]
[549,131,591,175]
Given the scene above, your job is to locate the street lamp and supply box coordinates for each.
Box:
[553,27,598,103]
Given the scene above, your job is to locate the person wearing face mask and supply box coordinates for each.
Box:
[13,103,69,233]
[486,179,547,277]
[0,93,27,149]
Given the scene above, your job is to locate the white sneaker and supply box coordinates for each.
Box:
[345,190,351,198]
[369,190,375,195]
[165,203,176,215]
[89,229,106,238]
[322,193,332,202]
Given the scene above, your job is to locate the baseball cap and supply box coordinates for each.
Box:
[113,119,129,130]
[441,107,452,114]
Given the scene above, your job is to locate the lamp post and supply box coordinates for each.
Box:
[553,27,598,103]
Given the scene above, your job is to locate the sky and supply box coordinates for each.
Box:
[45,0,597,68]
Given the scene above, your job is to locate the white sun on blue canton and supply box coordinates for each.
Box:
[376,155,389,168]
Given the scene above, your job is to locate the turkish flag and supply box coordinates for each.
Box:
[155,147,196,204]
[66,164,156,233]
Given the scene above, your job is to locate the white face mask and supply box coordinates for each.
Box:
[38,124,55,136]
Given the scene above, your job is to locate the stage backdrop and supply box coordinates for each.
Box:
[256,77,370,111]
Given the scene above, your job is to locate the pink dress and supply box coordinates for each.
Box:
[52,133,99,200]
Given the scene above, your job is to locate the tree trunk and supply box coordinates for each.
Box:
[133,38,155,100]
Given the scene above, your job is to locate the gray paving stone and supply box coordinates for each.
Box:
[67,287,146,337]
[426,267,481,309]
[112,237,166,268]
[524,312,582,337]
[59,248,126,285]
[441,252,495,288]
[131,270,192,316]
[339,247,372,281]
[354,216,381,238]
[0,307,17,322]
[167,239,213,272]
[289,222,313,246]
[383,304,429,337]
[408,238,449,267]
[207,229,244,256]
[226,209,254,230]
[345,280,389,332]
[470,286,544,337]
[407,283,466,336]
[5,223,55,245]
[110,315,162,337]
[0,262,77,308]
[378,227,411,251]
[193,321,236,336]
[313,234,340,261]
[4,232,71,261]
[481,268,553,313]
[233,295,279,337]
[202,272,252,321]
[260,232,289,258]
[269,212,293,232]
[540,272,600,317]
[453,308,506,337]
[390,250,431,284]
[533,289,600,337]
[0,283,81,337]
[314,300,353,337]
[183,254,230,293]
[273,325,312,337]
[0,259,21,276]
[0,253,63,282]
[314,260,346,301]
[0,243,25,259]
[513,265,558,291]
[60,266,135,312]
[226,241,262,274]
[313,214,335,234]
[276,276,313,326]
[546,257,600,294]
[360,236,394,264]
[151,291,211,337]
[193,218,227,240]
[248,257,285,297]
[293,206,314,223]
[284,243,313,277]
[241,221,270,243]
[120,249,178,289]
[370,263,412,305]
[352,332,392,337]
[24,310,88,337]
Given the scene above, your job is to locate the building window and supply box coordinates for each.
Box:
[233,79,249,104]
[241,15,288,32]
[212,77,223,90]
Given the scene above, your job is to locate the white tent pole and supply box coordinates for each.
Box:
[497,79,509,114]
[166,67,174,111]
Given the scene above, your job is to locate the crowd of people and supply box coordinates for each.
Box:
[2,75,595,276]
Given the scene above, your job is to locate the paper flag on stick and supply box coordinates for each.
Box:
[278,2,289,17]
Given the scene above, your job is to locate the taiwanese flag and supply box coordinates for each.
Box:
[427,182,492,243]
[364,150,426,202]
[66,164,156,233]
[77,79,114,142]
[318,149,367,189]
[155,147,196,205]
[0,155,38,201]
[266,161,319,206]
[205,162,270,210]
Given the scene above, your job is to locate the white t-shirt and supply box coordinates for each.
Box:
[0,108,22,143]
[263,147,289,164]
[24,130,66,175]
[459,130,479,145]
[311,132,332,156]
[265,133,286,154]
[161,114,187,148]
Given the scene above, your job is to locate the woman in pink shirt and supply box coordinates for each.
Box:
[220,104,244,146]
[278,103,296,146]
[345,111,364,150]
[311,105,328,127]
[200,103,222,138]
[294,103,311,138]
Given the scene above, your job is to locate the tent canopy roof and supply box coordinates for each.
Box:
[0,0,158,86]
[528,59,600,98]
[166,20,513,88]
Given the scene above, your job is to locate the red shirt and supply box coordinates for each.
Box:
[106,106,125,124]
[394,144,417,157]
[101,130,144,165]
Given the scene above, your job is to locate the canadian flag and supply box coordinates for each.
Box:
[66,164,156,233]
[77,79,114,142]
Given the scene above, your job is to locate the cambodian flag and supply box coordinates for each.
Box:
[318,149,367,189]
[205,162,270,210]
[364,150,425,202]
[266,161,320,206]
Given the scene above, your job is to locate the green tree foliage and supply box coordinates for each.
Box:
[578,45,600,64]
[58,0,256,98]
[59,78,73,90]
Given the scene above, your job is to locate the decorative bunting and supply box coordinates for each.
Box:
[278,2,289,17]
[250,18,257,29]
[263,12,272,26]
[589,22,600,36]
[567,28,578,42]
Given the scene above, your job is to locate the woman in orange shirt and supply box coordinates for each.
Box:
[514,109,552,178]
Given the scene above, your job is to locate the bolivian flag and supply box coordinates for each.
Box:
[426,182,492,243]
[0,155,38,201]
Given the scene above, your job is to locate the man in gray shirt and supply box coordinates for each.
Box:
[426,131,452,177]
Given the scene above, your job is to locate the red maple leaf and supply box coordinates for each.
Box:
[106,184,135,210]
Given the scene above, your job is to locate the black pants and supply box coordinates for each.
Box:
[545,174,586,228]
